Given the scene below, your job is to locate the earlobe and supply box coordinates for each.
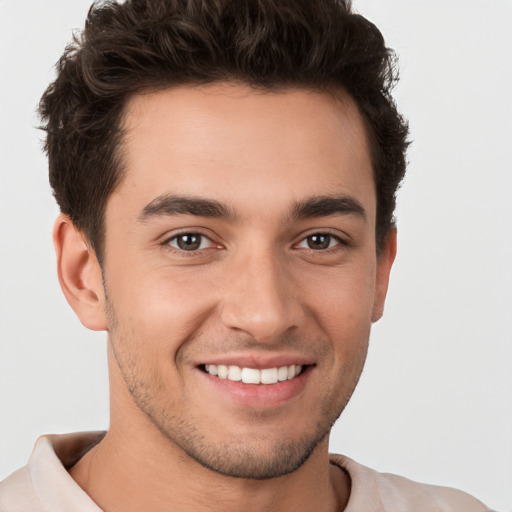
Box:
[372,228,397,323]
[53,214,108,331]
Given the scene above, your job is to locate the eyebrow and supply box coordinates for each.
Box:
[138,193,366,223]
[289,195,367,222]
[138,195,237,222]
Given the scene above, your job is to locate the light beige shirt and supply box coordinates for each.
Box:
[0,432,490,511]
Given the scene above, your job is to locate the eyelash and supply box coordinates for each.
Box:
[162,231,348,256]
[295,232,347,252]
[162,231,219,257]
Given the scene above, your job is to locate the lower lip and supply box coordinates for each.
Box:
[199,366,312,408]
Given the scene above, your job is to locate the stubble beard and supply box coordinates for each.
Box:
[105,296,368,480]
[123,373,359,480]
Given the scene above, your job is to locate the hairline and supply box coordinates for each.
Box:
[90,80,387,265]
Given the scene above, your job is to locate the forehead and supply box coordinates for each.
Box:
[113,83,375,220]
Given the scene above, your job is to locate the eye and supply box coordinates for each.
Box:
[167,233,213,251]
[297,233,342,250]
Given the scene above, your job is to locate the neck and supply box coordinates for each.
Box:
[69,420,349,512]
[69,346,351,511]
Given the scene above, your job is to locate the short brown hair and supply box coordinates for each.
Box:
[39,0,409,262]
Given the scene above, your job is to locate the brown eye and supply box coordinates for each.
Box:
[297,233,341,250]
[308,234,330,249]
[168,233,211,251]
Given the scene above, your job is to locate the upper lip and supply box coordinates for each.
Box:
[195,353,315,369]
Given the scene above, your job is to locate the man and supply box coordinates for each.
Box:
[0,0,494,510]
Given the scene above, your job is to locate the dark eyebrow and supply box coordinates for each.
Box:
[138,195,237,222]
[289,195,367,222]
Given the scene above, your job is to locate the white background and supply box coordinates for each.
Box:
[0,1,510,510]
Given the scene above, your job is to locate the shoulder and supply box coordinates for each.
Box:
[0,466,44,511]
[330,454,490,512]
[0,433,105,512]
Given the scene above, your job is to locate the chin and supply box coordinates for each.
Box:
[175,430,330,480]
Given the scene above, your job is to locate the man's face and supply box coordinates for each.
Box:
[100,84,392,479]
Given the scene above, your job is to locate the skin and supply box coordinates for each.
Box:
[55,84,396,512]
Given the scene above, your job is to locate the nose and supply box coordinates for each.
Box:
[219,247,304,343]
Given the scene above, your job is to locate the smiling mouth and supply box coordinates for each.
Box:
[202,364,304,385]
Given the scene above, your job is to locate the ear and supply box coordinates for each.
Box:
[372,227,397,323]
[53,214,108,331]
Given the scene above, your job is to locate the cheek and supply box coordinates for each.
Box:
[299,262,376,360]
[302,262,376,324]
[106,261,219,352]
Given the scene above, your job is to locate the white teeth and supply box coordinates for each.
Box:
[217,365,228,379]
[277,366,288,381]
[205,364,304,384]
[206,364,218,376]
[260,367,278,384]
[228,365,242,381]
[241,367,261,384]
